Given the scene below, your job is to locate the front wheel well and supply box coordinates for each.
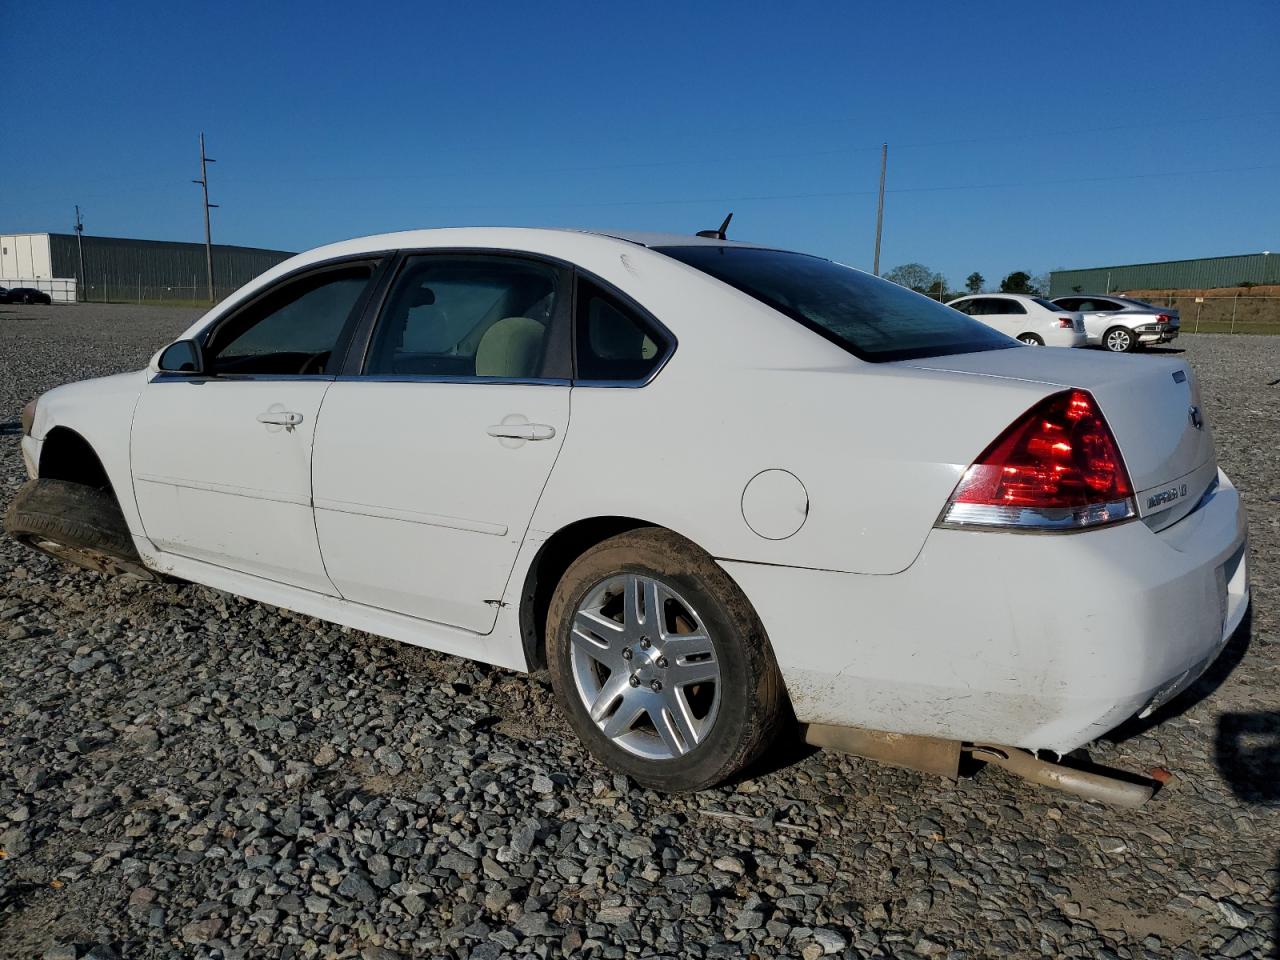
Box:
[519,516,661,672]
[38,427,112,491]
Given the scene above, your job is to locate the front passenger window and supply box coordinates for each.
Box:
[206,265,374,376]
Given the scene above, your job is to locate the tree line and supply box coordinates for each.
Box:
[883,264,1051,300]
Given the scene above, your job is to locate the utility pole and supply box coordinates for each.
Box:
[192,133,218,303]
[873,142,888,276]
[74,205,86,302]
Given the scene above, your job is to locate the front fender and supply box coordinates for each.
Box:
[28,371,149,536]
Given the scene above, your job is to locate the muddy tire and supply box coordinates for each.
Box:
[4,478,155,580]
[546,527,786,792]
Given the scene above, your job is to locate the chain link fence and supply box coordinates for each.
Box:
[1120,288,1280,335]
[78,278,240,307]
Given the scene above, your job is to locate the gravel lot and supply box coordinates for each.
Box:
[1,302,1277,960]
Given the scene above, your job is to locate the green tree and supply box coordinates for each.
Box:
[884,262,935,293]
[965,272,984,294]
[1000,271,1035,294]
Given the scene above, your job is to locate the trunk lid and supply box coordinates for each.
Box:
[898,348,1216,528]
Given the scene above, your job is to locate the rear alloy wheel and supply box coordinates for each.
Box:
[4,478,155,580]
[547,528,786,792]
[1104,326,1137,353]
[1017,333,1044,346]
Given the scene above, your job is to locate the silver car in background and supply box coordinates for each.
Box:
[1051,295,1180,352]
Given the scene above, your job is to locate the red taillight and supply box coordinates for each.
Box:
[1155,313,1171,324]
[939,389,1136,530]
[1057,316,1074,328]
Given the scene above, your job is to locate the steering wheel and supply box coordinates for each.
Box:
[297,352,329,376]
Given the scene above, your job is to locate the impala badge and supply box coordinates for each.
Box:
[1189,405,1203,430]
[1148,484,1189,509]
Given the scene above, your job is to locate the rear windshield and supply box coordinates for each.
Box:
[654,245,1015,362]
[1032,298,1061,310]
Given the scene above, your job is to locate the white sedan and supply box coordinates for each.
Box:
[947,293,1087,347]
[6,228,1248,802]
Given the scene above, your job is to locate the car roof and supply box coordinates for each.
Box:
[308,226,768,255]
[953,293,1038,300]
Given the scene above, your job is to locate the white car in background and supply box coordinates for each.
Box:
[947,293,1086,347]
[1051,295,1181,352]
[6,228,1247,804]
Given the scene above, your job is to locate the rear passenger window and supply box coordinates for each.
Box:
[991,299,1026,315]
[365,257,567,380]
[575,280,668,383]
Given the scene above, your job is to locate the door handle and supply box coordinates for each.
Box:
[257,411,304,426]
[487,422,556,441]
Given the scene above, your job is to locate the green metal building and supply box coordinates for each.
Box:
[1049,251,1278,296]
[0,231,293,302]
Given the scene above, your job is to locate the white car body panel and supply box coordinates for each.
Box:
[312,381,570,632]
[19,227,1248,758]
[130,378,336,593]
[723,469,1247,752]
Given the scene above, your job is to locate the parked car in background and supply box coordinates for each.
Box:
[4,228,1246,802]
[1051,295,1180,352]
[1,287,53,305]
[946,294,1086,347]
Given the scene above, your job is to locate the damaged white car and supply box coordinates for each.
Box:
[6,227,1249,804]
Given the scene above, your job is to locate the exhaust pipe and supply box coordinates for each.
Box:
[970,745,1155,808]
[804,723,1157,807]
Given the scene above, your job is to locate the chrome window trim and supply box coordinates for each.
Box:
[150,372,338,383]
[332,374,570,387]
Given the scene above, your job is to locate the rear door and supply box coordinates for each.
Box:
[1076,297,1125,341]
[970,297,1026,337]
[131,260,380,592]
[311,253,572,633]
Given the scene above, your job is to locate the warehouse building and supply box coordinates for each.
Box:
[1049,251,1277,296]
[0,232,293,303]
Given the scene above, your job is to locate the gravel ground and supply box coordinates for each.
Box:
[1,302,1277,960]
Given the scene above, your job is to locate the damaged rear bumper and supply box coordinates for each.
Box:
[720,469,1248,755]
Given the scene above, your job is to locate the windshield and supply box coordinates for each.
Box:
[654,245,1015,362]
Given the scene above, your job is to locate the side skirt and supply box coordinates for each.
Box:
[141,545,529,672]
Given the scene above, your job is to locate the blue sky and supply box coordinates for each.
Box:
[3,0,1277,288]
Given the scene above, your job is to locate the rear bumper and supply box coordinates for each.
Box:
[1047,329,1088,348]
[1137,325,1179,344]
[720,468,1248,753]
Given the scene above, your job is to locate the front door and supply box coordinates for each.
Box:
[312,253,572,633]
[131,260,379,593]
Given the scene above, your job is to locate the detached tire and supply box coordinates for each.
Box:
[547,527,786,792]
[4,478,155,580]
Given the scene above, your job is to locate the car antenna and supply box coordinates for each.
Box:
[696,211,733,240]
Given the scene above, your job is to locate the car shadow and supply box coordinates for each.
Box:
[1214,709,1280,807]
[1105,604,1252,746]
